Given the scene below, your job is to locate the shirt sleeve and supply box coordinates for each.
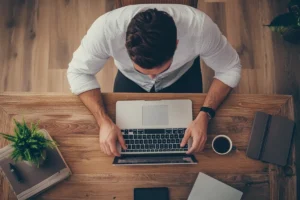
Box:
[198,14,242,88]
[67,13,110,95]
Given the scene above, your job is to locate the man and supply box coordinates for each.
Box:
[67,5,241,157]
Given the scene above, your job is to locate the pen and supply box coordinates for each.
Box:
[9,163,23,183]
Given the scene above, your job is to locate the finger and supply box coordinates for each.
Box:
[100,141,106,152]
[186,138,199,154]
[199,137,207,152]
[109,141,120,157]
[195,136,205,152]
[101,143,108,155]
[118,132,127,150]
[186,145,198,154]
[196,140,204,152]
[100,144,105,153]
[104,143,112,156]
[180,130,190,147]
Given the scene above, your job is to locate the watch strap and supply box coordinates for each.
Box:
[200,107,216,119]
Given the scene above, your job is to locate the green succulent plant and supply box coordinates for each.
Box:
[266,0,300,44]
[0,119,57,167]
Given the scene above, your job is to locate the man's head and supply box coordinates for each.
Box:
[125,8,177,78]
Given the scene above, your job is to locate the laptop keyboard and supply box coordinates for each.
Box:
[121,128,188,153]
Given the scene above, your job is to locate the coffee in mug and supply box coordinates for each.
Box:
[212,135,232,155]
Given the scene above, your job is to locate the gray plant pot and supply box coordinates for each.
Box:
[23,149,47,167]
[282,27,300,44]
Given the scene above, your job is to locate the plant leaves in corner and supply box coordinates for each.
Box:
[288,0,300,17]
[266,13,298,34]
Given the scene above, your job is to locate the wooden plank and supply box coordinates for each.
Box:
[0,0,32,92]
[35,173,268,200]
[9,112,254,137]
[47,69,71,93]
[198,0,226,93]
[0,0,116,93]
[0,0,12,93]
[64,172,268,185]
[269,97,297,200]
[51,124,251,149]
[48,0,117,92]
[0,93,289,109]
[0,107,12,200]
[48,0,108,69]
[57,147,267,174]
[226,0,276,94]
[0,93,290,105]
[49,0,77,70]
[54,133,252,151]
[52,135,255,156]
[30,0,51,93]
[0,94,287,129]
[235,69,260,94]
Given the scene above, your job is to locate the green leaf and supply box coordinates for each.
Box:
[4,119,57,164]
[289,0,300,16]
[267,13,298,34]
[0,133,16,142]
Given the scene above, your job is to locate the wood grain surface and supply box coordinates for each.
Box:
[0,93,296,200]
[0,0,116,93]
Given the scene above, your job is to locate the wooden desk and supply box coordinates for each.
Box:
[0,93,296,200]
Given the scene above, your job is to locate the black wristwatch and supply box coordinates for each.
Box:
[200,107,216,120]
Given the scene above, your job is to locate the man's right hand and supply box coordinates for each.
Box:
[99,116,127,157]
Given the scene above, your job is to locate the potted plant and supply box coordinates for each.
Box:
[267,0,300,44]
[0,119,57,167]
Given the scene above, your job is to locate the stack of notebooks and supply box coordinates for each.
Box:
[0,130,71,200]
[246,112,295,166]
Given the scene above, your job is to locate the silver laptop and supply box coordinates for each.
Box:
[113,99,197,165]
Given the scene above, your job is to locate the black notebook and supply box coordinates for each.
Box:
[246,112,295,166]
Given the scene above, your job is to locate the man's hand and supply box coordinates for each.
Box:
[180,112,209,154]
[99,116,127,156]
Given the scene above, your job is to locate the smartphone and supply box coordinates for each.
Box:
[134,187,169,200]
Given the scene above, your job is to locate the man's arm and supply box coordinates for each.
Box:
[202,78,231,110]
[180,79,232,154]
[78,89,127,156]
[67,13,126,156]
[181,13,241,154]
[79,89,108,125]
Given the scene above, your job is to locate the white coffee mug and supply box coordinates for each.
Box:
[212,135,233,155]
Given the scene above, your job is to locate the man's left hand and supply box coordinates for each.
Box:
[180,112,209,154]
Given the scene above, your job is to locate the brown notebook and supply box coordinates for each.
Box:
[246,112,295,166]
[0,129,71,200]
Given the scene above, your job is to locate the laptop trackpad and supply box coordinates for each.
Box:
[142,105,169,126]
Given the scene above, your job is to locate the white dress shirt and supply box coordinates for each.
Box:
[67,4,241,95]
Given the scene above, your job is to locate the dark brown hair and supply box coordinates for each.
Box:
[125,8,177,69]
